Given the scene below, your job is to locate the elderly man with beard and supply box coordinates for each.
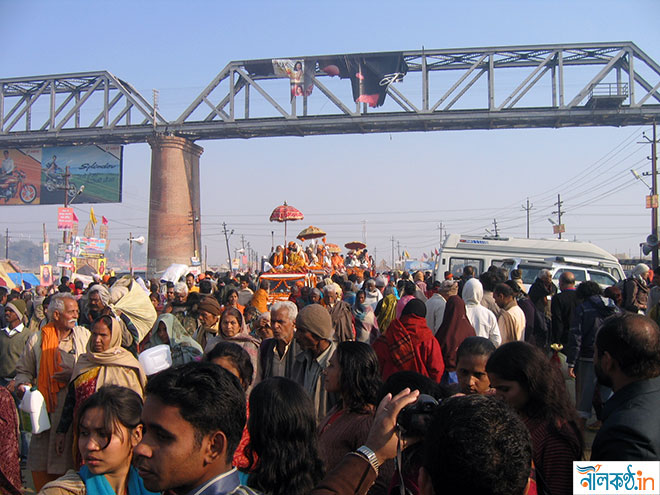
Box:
[12,293,89,491]
[591,313,660,460]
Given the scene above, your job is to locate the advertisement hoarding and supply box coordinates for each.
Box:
[0,145,122,205]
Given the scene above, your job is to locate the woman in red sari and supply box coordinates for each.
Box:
[372,299,445,383]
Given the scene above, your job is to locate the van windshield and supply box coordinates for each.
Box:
[517,264,551,284]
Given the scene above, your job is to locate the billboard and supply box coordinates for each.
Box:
[0,145,122,205]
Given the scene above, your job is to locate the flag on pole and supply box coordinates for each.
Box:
[90,207,98,225]
[72,211,79,223]
[102,216,108,225]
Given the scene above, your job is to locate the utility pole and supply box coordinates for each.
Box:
[641,121,659,267]
[437,222,445,246]
[4,228,8,259]
[492,219,499,237]
[188,210,199,259]
[271,231,274,252]
[222,222,234,271]
[552,194,564,239]
[397,241,401,262]
[62,165,71,244]
[521,198,534,239]
[362,220,367,245]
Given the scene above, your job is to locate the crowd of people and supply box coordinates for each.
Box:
[0,260,659,495]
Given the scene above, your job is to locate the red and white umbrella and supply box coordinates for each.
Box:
[270,201,304,261]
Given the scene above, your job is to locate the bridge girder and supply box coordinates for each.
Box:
[2,42,660,147]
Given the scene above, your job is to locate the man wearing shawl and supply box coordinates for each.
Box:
[435,295,477,385]
[148,313,203,366]
[323,284,354,342]
[54,315,148,465]
[14,293,90,491]
[249,279,269,314]
[192,297,223,350]
[372,299,445,383]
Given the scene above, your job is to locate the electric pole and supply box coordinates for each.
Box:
[552,194,564,239]
[362,220,367,244]
[437,222,445,246]
[188,210,199,259]
[492,219,499,237]
[641,121,659,267]
[4,228,8,259]
[521,198,534,238]
[391,236,395,269]
[222,223,234,271]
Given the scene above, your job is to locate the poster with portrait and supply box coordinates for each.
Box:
[40,265,53,286]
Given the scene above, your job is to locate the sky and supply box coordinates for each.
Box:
[2,0,660,268]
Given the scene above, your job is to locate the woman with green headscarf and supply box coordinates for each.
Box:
[146,313,203,366]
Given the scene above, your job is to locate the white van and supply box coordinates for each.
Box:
[435,234,625,282]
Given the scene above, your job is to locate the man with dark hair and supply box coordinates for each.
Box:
[493,283,526,343]
[592,313,660,460]
[311,392,532,495]
[478,271,501,318]
[135,361,256,495]
[421,395,532,495]
[551,271,577,347]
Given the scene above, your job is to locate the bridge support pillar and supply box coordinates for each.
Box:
[147,135,203,278]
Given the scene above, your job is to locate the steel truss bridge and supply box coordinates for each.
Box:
[1,41,660,147]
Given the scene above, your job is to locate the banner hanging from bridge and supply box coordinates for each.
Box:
[0,145,123,205]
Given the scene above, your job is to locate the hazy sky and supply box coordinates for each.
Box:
[2,0,660,268]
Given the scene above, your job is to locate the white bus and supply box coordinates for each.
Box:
[435,234,625,283]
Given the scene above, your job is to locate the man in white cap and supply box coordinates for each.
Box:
[623,263,651,314]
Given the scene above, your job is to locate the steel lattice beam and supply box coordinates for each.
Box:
[1,42,660,147]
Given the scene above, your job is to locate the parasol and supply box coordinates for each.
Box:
[297,225,326,241]
[270,201,304,262]
[345,241,366,250]
[326,243,341,254]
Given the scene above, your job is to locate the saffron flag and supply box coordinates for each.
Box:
[90,207,98,225]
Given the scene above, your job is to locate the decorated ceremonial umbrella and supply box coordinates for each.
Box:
[270,201,304,262]
[345,241,367,250]
[326,243,341,254]
[297,225,326,241]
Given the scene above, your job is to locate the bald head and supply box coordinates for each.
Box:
[559,271,575,289]
[596,314,660,380]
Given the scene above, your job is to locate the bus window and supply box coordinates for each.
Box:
[449,258,484,279]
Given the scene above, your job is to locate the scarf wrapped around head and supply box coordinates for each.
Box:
[150,313,203,365]
[376,294,398,334]
[37,322,65,413]
[72,317,147,395]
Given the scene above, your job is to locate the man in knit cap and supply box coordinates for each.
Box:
[293,304,337,419]
[192,296,223,350]
[1,299,33,387]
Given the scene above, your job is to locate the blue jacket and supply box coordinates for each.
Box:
[591,375,660,460]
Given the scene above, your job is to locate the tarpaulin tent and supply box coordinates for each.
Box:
[8,272,40,288]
